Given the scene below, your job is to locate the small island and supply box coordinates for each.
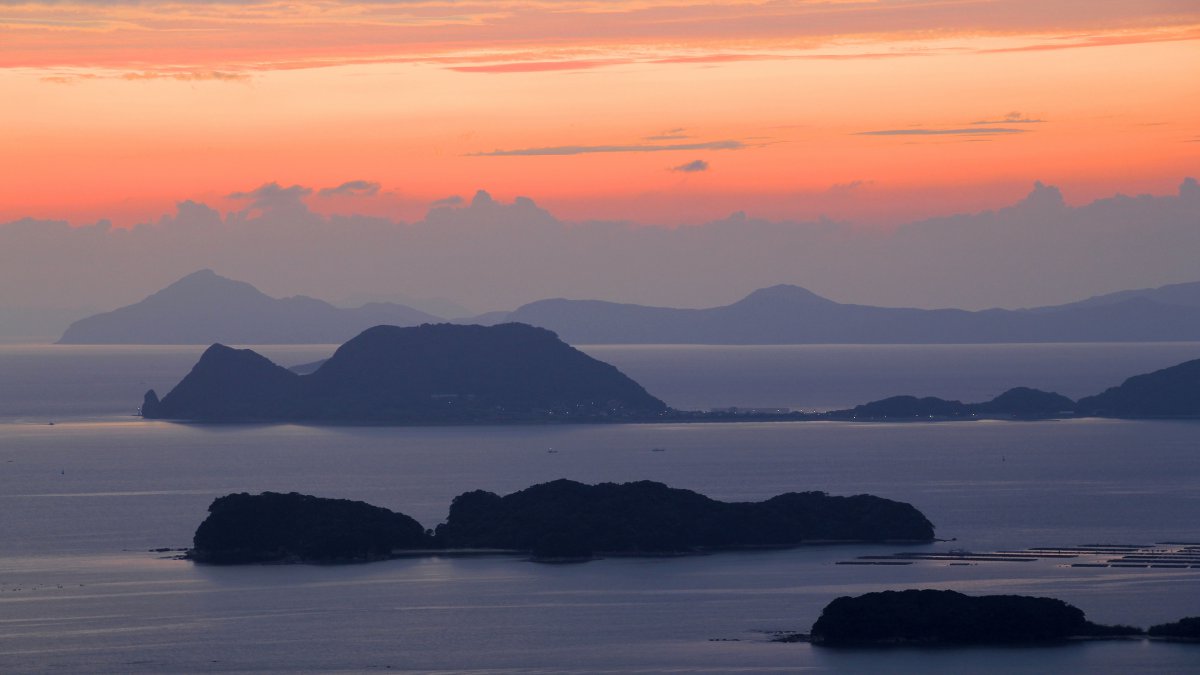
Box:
[830,386,1077,421]
[808,589,1139,645]
[190,492,429,563]
[826,360,1200,420]
[185,481,935,564]
[1148,617,1200,640]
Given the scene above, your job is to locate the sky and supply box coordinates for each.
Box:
[2,0,1198,227]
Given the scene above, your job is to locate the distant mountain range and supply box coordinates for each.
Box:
[496,282,1200,344]
[58,270,441,344]
[59,270,1200,344]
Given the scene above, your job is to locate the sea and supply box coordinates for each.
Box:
[1,342,1198,673]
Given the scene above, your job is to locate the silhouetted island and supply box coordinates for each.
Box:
[832,386,1076,420]
[1148,617,1200,640]
[59,269,440,344]
[190,492,428,563]
[837,359,1200,420]
[185,481,934,564]
[809,589,1139,645]
[1075,358,1200,417]
[141,323,667,423]
[433,479,934,556]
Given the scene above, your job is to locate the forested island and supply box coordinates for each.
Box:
[185,481,935,564]
[805,590,1140,645]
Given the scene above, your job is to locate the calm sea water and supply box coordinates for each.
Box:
[1,343,1198,672]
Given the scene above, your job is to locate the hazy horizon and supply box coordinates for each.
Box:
[2,177,1198,340]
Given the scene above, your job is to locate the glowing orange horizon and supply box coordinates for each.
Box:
[1,1,1197,227]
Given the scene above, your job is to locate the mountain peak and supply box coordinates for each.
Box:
[153,269,264,300]
[735,284,835,306]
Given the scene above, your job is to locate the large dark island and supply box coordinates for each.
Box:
[809,589,1138,645]
[142,322,668,423]
[185,481,935,564]
[434,479,935,557]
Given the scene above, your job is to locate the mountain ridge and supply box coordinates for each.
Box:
[498,281,1200,344]
[59,269,442,344]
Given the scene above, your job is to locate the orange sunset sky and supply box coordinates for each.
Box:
[2,0,1198,227]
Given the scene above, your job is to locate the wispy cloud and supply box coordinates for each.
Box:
[671,159,709,172]
[448,59,631,73]
[855,128,1031,136]
[318,180,381,197]
[646,127,689,141]
[469,140,745,156]
[228,183,312,211]
[41,69,249,84]
[972,112,1045,125]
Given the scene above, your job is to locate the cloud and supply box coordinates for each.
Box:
[120,70,249,82]
[469,140,745,156]
[44,70,249,84]
[671,160,709,173]
[448,59,631,74]
[227,182,313,213]
[318,180,381,198]
[855,128,1031,136]
[827,180,871,194]
[972,112,1045,125]
[431,195,465,207]
[646,128,689,141]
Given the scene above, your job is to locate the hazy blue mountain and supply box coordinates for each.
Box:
[502,283,1200,344]
[58,270,442,344]
[141,323,667,423]
[1035,280,1200,311]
